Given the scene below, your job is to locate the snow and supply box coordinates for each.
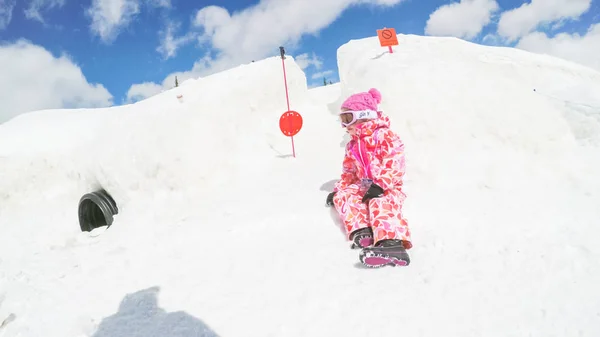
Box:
[1,34,600,337]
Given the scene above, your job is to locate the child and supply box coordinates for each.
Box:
[326,88,412,268]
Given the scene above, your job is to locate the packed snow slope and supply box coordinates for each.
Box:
[2,34,600,337]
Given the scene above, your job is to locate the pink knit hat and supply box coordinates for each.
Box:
[340,88,382,112]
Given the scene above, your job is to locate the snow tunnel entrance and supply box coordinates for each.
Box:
[78,190,119,232]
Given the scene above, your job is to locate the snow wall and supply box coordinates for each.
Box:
[0,56,308,235]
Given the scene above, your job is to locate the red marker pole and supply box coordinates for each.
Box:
[388,46,393,53]
[279,46,296,158]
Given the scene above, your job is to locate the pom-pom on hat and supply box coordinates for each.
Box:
[340,88,382,112]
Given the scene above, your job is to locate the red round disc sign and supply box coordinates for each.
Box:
[279,110,303,137]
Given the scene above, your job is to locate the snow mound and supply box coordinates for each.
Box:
[335,33,600,335]
[1,34,599,337]
[0,55,308,223]
[307,83,341,105]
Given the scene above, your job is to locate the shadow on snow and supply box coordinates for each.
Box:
[92,286,219,337]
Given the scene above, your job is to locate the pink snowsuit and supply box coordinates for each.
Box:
[333,112,412,249]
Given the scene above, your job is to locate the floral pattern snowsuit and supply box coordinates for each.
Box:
[333,113,412,249]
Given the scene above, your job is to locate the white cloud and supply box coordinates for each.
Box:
[516,23,600,72]
[129,0,405,96]
[156,21,197,59]
[497,0,592,42]
[192,0,405,73]
[193,5,229,40]
[86,0,140,43]
[86,0,171,43]
[124,66,200,102]
[126,82,163,102]
[24,0,66,23]
[145,0,170,8]
[0,40,113,123]
[295,52,323,70]
[425,0,499,39]
[481,33,502,45]
[0,0,16,30]
[312,70,334,79]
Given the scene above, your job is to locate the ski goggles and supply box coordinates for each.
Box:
[339,109,379,127]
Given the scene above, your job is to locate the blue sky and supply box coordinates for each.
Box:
[0,0,599,122]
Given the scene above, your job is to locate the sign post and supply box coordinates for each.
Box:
[377,27,399,53]
[278,46,302,157]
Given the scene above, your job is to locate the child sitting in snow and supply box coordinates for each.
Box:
[326,88,412,268]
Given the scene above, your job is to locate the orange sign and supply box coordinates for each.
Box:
[377,28,398,47]
[279,110,303,137]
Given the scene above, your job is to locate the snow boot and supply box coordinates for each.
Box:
[359,239,410,268]
[350,227,374,249]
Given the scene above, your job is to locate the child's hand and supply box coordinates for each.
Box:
[362,183,384,203]
[326,192,336,206]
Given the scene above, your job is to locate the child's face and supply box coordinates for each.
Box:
[340,108,365,135]
[346,122,359,135]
